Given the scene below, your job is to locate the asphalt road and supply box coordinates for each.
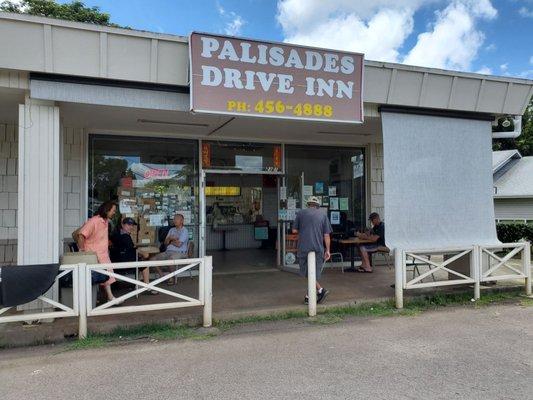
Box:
[1,304,532,400]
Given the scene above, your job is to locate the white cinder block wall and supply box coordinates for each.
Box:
[0,123,18,264]
[370,143,384,218]
[0,123,85,264]
[62,127,85,245]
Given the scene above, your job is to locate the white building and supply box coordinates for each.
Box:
[493,150,533,223]
[0,11,531,273]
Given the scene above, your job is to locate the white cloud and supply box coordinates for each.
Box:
[224,15,244,36]
[277,0,498,72]
[216,2,245,36]
[500,63,508,72]
[476,66,492,75]
[519,7,533,18]
[530,55,533,65]
[485,43,496,52]
[277,0,431,62]
[404,0,497,70]
[517,70,533,79]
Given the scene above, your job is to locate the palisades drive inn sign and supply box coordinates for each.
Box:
[189,32,364,123]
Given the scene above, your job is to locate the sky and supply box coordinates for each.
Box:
[56,0,533,79]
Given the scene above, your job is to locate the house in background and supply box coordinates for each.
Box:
[493,150,533,224]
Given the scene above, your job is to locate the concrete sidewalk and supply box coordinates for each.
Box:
[1,303,532,400]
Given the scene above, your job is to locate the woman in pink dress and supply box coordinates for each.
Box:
[77,201,118,302]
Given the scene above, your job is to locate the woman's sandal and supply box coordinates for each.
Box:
[356,267,373,273]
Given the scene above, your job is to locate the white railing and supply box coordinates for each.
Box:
[0,264,79,324]
[479,243,530,282]
[394,241,532,308]
[0,256,213,339]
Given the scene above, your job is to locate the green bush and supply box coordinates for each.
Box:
[496,223,533,243]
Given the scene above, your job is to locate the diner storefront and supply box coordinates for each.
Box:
[87,134,366,272]
[0,12,531,321]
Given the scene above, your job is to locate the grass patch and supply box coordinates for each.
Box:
[520,297,533,307]
[65,322,217,351]
[67,336,107,351]
[215,310,307,331]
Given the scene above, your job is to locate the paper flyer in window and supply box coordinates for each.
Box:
[330,211,340,225]
[330,197,339,210]
[287,198,297,210]
[148,214,166,227]
[303,185,313,196]
[328,186,337,196]
[280,186,287,200]
[339,197,349,211]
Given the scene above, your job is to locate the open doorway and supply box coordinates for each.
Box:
[201,141,283,274]
[205,173,280,274]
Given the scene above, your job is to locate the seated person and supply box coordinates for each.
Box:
[110,217,158,295]
[152,213,189,285]
[354,212,385,273]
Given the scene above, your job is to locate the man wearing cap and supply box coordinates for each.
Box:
[292,196,332,304]
[110,217,138,264]
[354,212,385,273]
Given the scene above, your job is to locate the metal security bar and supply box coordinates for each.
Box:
[0,264,79,324]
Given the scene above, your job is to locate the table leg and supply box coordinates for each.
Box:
[351,245,355,269]
[221,230,227,251]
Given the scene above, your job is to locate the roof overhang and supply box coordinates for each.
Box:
[1,11,532,116]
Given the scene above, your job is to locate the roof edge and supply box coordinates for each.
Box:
[0,11,188,42]
[1,12,533,86]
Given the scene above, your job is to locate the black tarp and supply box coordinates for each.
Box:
[0,263,60,307]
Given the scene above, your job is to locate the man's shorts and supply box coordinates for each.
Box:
[359,244,379,253]
[298,253,325,280]
[152,251,188,261]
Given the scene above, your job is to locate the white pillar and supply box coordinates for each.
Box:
[17,100,60,264]
[523,242,531,297]
[203,256,213,327]
[394,248,403,309]
[307,251,317,317]
[472,246,481,300]
[78,263,88,339]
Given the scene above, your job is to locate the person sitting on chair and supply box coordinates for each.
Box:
[354,212,385,273]
[110,217,159,295]
[151,214,189,285]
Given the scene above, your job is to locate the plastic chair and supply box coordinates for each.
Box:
[371,246,392,270]
[323,251,344,273]
[285,234,298,264]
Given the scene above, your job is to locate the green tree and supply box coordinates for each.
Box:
[493,97,533,156]
[0,0,125,27]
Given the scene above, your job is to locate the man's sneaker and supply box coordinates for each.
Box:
[304,295,309,304]
[317,288,330,304]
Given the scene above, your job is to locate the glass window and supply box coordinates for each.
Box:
[285,145,366,233]
[88,135,199,254]
[204,141,281,172]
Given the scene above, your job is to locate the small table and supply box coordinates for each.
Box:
[338,237,375,270]
[137,246,160,260]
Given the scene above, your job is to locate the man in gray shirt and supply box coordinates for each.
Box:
[292,196,332,304]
